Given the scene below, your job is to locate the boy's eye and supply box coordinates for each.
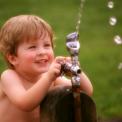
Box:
[28,45,36,49]
[44,43,51,47]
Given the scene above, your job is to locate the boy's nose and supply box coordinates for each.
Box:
[37,48,46,55]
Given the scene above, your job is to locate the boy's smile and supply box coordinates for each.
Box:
[34,57,50,70]
[35,58,48,65]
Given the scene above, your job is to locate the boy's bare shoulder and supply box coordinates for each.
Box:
[1,69,15,76]
[1,69,17,81]
[0,69,19,93]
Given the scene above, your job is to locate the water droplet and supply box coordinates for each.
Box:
[118,62,122,70]
[114,35,122,45]
[66,88,70,92]
[107,1,114,9]
[120,87,122,92]
[78,20,81,24]
[82,0,85,2]
[109,16,117,26]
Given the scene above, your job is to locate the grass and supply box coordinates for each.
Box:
[0,0,122,119]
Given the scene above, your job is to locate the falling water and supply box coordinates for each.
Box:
[75,0,85,34]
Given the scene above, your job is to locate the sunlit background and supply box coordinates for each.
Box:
[0,0,122,121]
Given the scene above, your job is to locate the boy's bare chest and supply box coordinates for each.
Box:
[0,84,40,122]
[0,97,40,122]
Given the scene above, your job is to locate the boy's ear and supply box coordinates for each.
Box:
[6,53,18,66]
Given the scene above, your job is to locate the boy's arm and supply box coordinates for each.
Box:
[0,56,62,112]
[0,57,62,112]
[79,72,93,96]
[0,69,54,111]
[55,72,93,96]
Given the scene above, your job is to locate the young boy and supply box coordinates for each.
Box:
[0,15,93,122]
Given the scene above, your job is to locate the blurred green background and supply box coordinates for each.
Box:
[0,0,122,120]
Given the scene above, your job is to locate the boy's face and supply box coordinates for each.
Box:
[8,34,54,75]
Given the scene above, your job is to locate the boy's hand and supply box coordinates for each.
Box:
[47,56,70,81]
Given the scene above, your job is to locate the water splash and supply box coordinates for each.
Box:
[109,16,117,26]
[107,1,114,9]
[114,35,122,45]
[118,62,122,70]
[120,88,122,92]
[107,1,122,71]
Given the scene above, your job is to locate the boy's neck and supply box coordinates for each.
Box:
[16,70,41,83]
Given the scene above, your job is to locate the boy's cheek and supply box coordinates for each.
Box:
[48,53,54,62]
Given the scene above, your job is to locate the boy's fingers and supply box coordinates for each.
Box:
[55,56,65,64]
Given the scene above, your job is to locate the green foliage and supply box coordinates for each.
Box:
[0,0,122,119]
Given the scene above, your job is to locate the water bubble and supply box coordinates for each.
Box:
[114,35,122,45]
[107,1,114,9]
[109,16,117,26]
[118,62,122,70]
